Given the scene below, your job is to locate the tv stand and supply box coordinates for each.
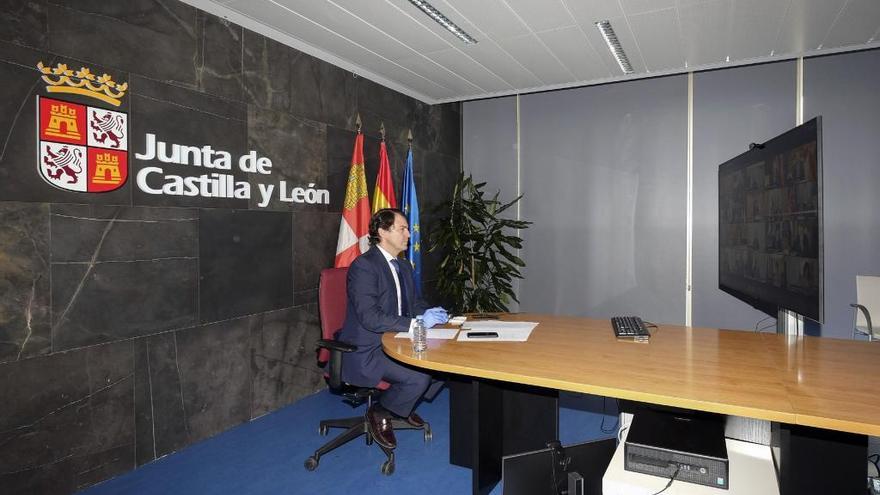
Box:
[777,308,804,336]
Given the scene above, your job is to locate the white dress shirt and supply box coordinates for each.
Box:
[377,245,416,332]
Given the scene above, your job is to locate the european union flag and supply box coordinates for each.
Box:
[401,147,421,295]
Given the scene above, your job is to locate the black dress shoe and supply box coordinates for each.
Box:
[404,412,425,428]
[366,405,397,449]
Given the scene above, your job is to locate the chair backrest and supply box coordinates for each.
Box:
[856,275,880,332]
[318,267,348,364]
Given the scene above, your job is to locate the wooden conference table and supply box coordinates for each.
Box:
[382,313,880,495]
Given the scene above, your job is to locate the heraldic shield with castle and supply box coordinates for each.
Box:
[36,61,129,193]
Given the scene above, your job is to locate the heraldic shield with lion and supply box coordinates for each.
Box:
[37,95,129,193]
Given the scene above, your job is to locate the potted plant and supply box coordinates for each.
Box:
[430,173,531,314]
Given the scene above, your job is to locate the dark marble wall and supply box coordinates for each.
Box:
[0,1,460,493]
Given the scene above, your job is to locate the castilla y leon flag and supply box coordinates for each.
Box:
[334,132,371,268]
[371,140,397,212]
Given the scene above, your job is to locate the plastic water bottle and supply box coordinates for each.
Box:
[413,316,427,353]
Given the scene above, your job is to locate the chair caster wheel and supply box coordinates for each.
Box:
[381,460,395,475]
[319,425,328,435]
[304,456,319,471]
[424,425,433,442]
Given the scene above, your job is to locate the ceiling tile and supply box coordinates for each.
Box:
[537,25,614,81]
[823,0,880,48]
[566,0,626,25]
[457,40,544,88]
[503,0,577,33]
[272,0,415,60]
[442,0,530,40]
[675,0,721,6]
[628,8,685,72]
[231,0,450,98]
[775,0,848,53]
[677,0,730,67]
[726,0,789,60]
[330,0,451,53]
[621,0,676,16]
[228,1,332,45]
[393,53,484,94]
[364,60,459,99]
[424,48,513,92]
[497,34,576,85]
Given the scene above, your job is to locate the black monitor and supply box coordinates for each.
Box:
[502,438,616,495]
[718,117,823,323]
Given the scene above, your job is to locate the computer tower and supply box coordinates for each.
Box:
[624,409,729,489]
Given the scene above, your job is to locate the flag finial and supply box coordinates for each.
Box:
[407,129,413,148]
[380,122,385,141]
[356,113,362,133]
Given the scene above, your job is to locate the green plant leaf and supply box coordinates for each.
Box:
[429,173,530,313]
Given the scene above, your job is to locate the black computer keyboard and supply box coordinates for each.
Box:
[611,316,651,341]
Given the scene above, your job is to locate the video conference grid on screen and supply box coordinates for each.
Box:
[718,118,821,321]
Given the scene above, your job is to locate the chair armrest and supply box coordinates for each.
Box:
[851,303,874,337]
[317,339,356,353]
[317,339,357,389]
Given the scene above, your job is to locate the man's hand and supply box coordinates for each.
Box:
[421,307,449,328]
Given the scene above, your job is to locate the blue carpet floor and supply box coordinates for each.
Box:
[80,387,617,495]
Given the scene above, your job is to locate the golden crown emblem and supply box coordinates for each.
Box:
[37,61,128,107]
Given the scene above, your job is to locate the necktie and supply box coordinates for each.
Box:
[391,259,410,316]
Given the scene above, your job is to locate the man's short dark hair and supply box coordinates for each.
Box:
[369,208,404,245]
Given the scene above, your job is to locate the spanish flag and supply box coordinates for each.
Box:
[334,132,370,268]
[371,140,397,212]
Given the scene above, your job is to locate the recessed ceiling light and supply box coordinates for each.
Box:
[595,20,633,74]
[408,0,477,44]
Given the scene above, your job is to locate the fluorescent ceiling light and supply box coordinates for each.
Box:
[595,20,633,74]
[408,0,477,44]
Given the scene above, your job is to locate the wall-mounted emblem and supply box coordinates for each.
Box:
[36,62,129,193]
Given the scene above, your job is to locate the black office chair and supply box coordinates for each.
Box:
[304,267,431,476]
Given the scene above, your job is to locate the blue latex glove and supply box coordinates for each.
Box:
[420,307,449,328]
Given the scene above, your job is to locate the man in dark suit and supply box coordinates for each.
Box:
[338,208,448,450]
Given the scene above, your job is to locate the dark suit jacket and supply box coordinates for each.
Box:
[338,245,428,386]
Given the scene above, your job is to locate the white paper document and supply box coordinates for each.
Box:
[394,328,460,340]
[455,321,539,342]
[448,316,467,326]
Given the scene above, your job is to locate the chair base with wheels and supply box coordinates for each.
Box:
[304,338,432,476]
[304,392,432,475]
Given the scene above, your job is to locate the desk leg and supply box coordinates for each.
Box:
[448,377,559,495]
[473,380,504,495]
[772,423,867,495]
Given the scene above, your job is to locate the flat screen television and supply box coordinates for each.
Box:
[718,117,823,322]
